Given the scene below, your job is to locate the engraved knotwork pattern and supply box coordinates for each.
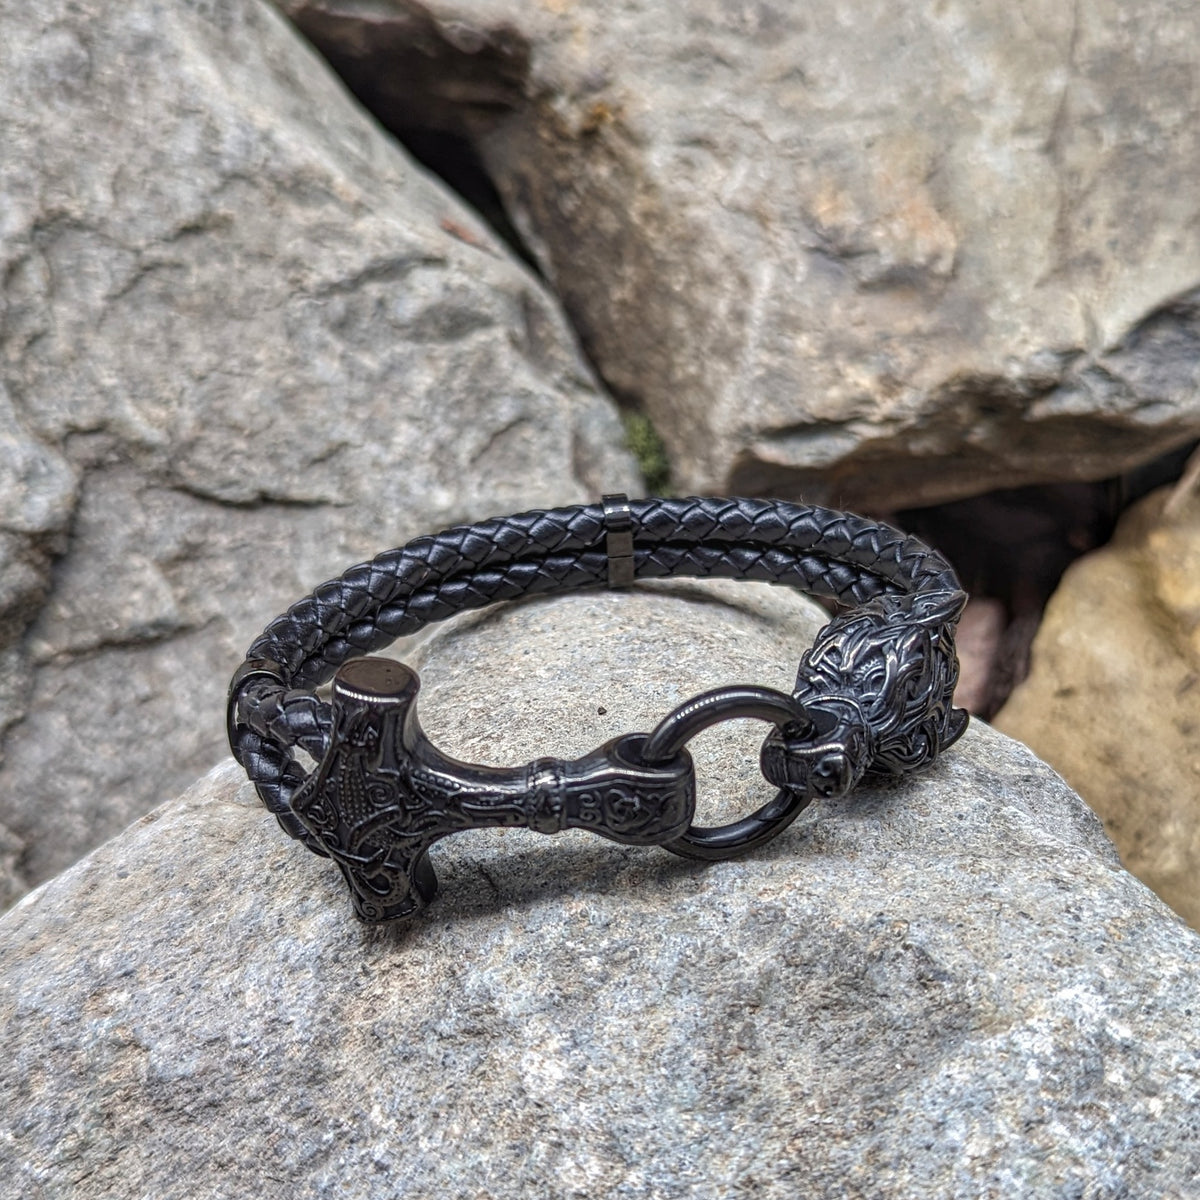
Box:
[288,676,697,922]
[761,590,968,801]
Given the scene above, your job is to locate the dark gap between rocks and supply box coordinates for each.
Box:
[396,125,677,488]
[399,128,540,274]
[284,4,539,270]
[891,439,1199,719]
[396,120,677,490]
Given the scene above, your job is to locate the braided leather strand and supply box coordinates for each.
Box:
[229,497,963,843]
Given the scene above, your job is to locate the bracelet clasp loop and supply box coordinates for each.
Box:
[641,685,819,861]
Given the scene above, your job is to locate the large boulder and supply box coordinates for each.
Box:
[0,0,637,905]
[281,0,1200,507]
[4,581,1200,1197]
[996,483,1200,928]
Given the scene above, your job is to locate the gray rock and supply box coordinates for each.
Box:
[0,0,637,898]
[4,580,1200,1198]
[281,0,1200,507]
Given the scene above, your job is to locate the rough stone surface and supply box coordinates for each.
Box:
[4,582,1200,1199]
[283,0,1200,507]
[0,0,638,904]
[996,484,1200,929]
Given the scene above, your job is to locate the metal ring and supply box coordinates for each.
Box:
[642,685,814,861]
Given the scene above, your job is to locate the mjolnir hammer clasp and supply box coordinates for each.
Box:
[289,658,699,922]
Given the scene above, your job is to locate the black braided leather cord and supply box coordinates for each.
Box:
[228,497,968,914]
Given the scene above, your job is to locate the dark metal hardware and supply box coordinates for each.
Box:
[289,657,697,922]
[602,492,635,586]
[642,685,819,861]
[250,584,970,922]
[228,496,970,924]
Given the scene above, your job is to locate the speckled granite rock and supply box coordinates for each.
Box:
[996,484,1200,929]
[0,0,637,902]
[4,581,1199,1199]
[280,0,1200,506]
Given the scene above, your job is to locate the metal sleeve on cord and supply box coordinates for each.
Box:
[602,492,635,587]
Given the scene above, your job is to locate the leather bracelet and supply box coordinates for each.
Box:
[228,495,968,923]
